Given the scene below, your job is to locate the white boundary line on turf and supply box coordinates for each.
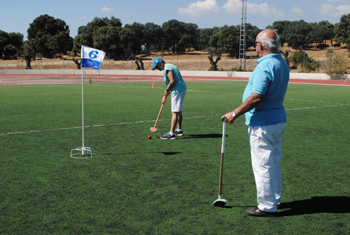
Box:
[1,104,348,136]
[0,114,218,136]
[285,98,347,105]
[285,103,349,111]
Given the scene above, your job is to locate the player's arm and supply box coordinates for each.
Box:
[164,70,176,97]
[221,92,263,124]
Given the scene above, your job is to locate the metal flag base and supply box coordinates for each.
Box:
[70,147,95,159]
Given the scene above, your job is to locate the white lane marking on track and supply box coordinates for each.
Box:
[1,104,348,136]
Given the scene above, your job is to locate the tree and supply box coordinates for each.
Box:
[72,32,89,55]
[206,24,258,58]
[306,21,334,47]
[178,22,199,52]
[162,19,185,53]
[335,14,350,45]
[289,49,320,72]
[324,49,348,80]
[0,30,24,59]
[268,21,291,46]
[318,21,334,44]
[216,25,240,57]
[143,23,164,52]
[3,45,18,59]
[245,24,261,49]
[134,57,145,70]
[73,17,122,55]
[308,22,324,46]
[93,25,122,58]
[49,31,73,55]
[161,20,199,53]
[198,28,214,50]
[128,22,146,54]
[119,27,135,57]
[0,30,10,59]
[208,27,221,52]
[9,33,24,50]
[27,14,72,57]
[120,23,145,57]
[284,20,313,49]
[23,40,36,69]
[208,55,221,71]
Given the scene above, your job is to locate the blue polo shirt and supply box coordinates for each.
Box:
[242,53,289,126]
[164,63,187,94]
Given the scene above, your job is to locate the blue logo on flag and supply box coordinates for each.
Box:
[89,51,98,59]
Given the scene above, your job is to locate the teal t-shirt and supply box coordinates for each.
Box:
[164,63,187,94]
[242,53,289,126]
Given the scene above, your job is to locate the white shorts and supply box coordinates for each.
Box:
[171,91,186,112]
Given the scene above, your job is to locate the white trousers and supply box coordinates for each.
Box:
[248,123,286,212]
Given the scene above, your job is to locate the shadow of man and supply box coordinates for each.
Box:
[278,196,350,217]
[182,133,226,139]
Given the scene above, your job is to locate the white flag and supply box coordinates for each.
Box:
[81,45,106,70]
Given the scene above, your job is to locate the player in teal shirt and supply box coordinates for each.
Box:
[152,58,187,140]
[163,63,187,94]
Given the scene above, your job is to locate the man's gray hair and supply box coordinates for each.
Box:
[259,30,280,53]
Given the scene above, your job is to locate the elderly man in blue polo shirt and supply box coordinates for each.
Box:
[221,29,290,217]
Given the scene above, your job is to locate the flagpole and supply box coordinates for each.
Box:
[82,65,85,155]
[71,45,105,158]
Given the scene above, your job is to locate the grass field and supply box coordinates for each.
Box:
[1,81,349,234]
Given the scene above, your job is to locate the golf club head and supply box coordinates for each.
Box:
[213,198,227,207]
[150,127,158,133]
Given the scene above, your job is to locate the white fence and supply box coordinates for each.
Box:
[0,69,333,80]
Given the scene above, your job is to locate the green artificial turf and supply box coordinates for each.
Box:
[0,81,349,234]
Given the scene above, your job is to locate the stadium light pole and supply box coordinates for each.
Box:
[239,0,247,71]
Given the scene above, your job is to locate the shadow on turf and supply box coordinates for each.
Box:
[161,152,182,155]
[213,205,252,209]
[181,133,227,139]
[277,196,350,217]
[102,152,182,156]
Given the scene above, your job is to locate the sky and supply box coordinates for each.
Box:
[1,0,350,40]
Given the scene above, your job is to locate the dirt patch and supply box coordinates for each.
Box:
[1,47,349,73]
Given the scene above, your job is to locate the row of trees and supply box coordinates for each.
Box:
[270,20,338,49]
[1,14,350,63]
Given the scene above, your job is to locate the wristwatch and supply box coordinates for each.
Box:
[232,111,236,119]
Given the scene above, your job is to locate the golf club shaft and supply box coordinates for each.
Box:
[218,152,224,196]
[218,121,226,196]
[153,103,164,127]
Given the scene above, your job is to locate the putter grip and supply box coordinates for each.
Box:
[162,95,167,104]
[221,121,226,153]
